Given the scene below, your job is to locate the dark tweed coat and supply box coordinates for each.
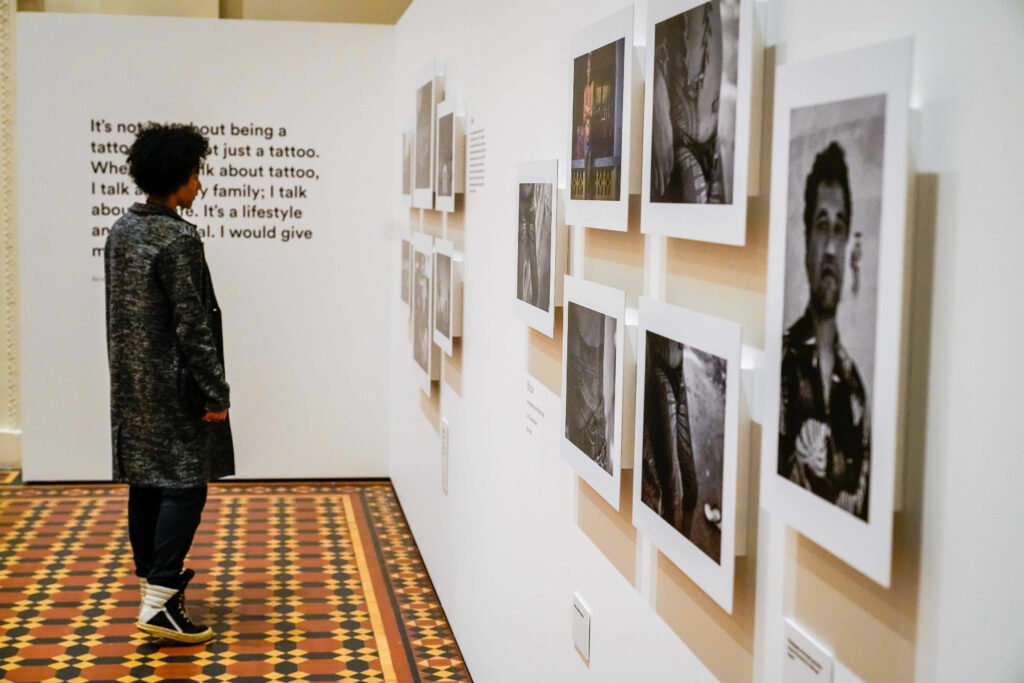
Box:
[105,202,234,487]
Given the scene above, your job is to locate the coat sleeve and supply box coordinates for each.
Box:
[157,235,231,413]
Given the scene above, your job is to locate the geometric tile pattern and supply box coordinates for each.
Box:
[0,478,471,682]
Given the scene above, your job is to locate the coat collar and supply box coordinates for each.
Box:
[129,202,182,219]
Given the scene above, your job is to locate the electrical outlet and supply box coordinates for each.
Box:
[440,418,450,495]
[571,592,591,663]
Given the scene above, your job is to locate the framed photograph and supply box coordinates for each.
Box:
[400,235,411,307]
[413,59,445,209]
[401,118,413,203]
[411,231,441,392]
[561,276,626,510]
[433,238,463,356]
[435,100,465,213]
[761,38,913,587]
[632,297,741,613]
[514,160,565,338]
[640,0,753,245]
[565,5,635,231]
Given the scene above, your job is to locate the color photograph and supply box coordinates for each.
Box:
[571,38,624,202]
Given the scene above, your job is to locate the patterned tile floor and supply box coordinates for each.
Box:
[0,475,470,682]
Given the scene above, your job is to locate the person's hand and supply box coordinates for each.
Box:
[795,419,830,480]
[202,409,228,422]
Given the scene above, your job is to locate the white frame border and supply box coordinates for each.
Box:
[564,4,635,232]
[640,0,754,245]
[561,275,626,510]
[411,231,440,393]
[632,296,741,613]
[513,160,563,338]
[760,37,913,587]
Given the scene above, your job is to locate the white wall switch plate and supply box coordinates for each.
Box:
[440,417,450,495]
[783,618,834,682]
[571,591,591,663]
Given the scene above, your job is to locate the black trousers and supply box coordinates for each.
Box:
[127,485,207,589]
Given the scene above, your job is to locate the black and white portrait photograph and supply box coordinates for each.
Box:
[401,238,411,306]
[414,81,432,191]
[632,297,741,612]
[761,38,912,587]
[571,38,624,203]
[412,248,431,374]
[516,182,553,313]
[437,112,454,198]
[565,301,617,475]
[650,0,738,205]
[641,331,727,563]
[434,251,451,339]
[561,276,625,510]
[778,94,885,523]
[642,0,752,244]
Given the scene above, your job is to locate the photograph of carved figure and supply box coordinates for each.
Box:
[414,81,432,191]
[650,0,739,205]
[516,182,553,313]
[778,94,885,523]
[401,239,411,305]
[641,331,727,564]
[571,38,625,202]
[412,249,431,373]
[565,302,617,475]
[434,251,451,339]
[437,112,454,198]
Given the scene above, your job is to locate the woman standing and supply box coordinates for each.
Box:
[105,123,233,643]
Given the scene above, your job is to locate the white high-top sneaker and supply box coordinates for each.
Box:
[136,569,213,643]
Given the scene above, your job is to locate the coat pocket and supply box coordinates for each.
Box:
[177,366,208,418]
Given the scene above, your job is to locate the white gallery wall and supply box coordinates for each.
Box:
[18,14,394,480]
[387,1,1024,683]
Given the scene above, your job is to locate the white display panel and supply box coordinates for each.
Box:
[17,14,394,481]
[760,37,913,587]
[564,4,636,231]
[632,297,741,613]
[640,0,754,245]
[560,275,626,510]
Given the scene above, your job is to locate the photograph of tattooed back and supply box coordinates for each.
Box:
[414,82,432,191]
[571,38,625,202]
[402,127,413,196]
[779,93,885,523]
[412,250,431,373]
[516,182,553,312]
[641,331,727,563]
[650,0,739,205]
[565,302,617,475]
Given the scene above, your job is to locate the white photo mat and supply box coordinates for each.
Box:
[413,59,444,209]
[760,37,913,587]
[632,297,741,613]
[513,159,564,338]
[640,0,754,245]
[411,231,440,392]
[561,276,626,510]
[432,238,463,356]
[435,99,464,213]
[564,4,635,232]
